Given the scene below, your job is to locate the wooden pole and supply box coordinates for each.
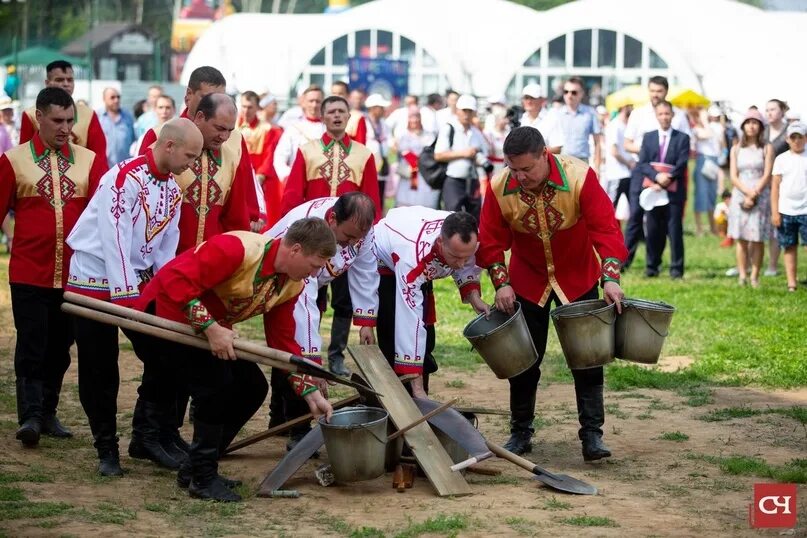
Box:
[387,398,457,442]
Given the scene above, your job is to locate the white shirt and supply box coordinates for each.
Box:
[435,107,456,131]
[434,118,488,179]
[772,150,807,216]
[657,128,672,161]
[625,103,691,151]
[604,117,632,181]
[265,197,378,360]
[66,153,182,304]
[695,121,723,157]
[385,106,410,140]
[419,106,439,138]
[277,105,303,129]
[521,108,564,149]
[374,206,481,373]
[272,118,325,180]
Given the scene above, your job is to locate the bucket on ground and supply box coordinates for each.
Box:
[463,302,539,379]
[318,406,388,482]
[550,299,615,370]
[615,298,675,364]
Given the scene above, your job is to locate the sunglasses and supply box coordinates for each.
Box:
[563,89,579,96]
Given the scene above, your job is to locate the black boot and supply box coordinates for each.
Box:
[187,420,241,502]
[176,458,242,490]
[504,389,536,455]
[128,399,182,469]
[95,429,124,477]
[327,316,352,377]
[159,399,190,463]
[41,414,72,438]
[15,418,41,448]
[576,384,612,462]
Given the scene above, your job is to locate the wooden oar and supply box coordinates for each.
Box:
[61,302,379,395]
[224,393,361,455]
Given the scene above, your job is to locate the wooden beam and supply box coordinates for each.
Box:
[348,345,471,497]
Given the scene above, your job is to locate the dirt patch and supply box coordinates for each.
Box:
[0,343,805,537]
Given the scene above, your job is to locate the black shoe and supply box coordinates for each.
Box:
[286,432,320,459]
[581,433,612,461]
[502,431,533,455]
[15,418,41,448]
[670,272,683,280]
[187,420,241,502]
[327,356,350,377]
[644,269,659,278]
[129,399,182,469]
[41,415,73,438]
[176,460,242,490]
[98,448,124,477]
[160,428,190,463]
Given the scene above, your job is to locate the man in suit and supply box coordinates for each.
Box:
[624,100,690,278]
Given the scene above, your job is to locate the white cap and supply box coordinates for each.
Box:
[365,93,391,108]
[456,94,477,112]
[259,94,276,108]
[487,93,507,106]
[639,188,670,211]
[786,121,806,137]
[521,83,544,99]
[707,105,722,117]
[785,110,801,122]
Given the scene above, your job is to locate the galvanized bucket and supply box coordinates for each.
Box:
[550,299,615,370]
[318,406,388,482]
[463,302,538,379]
[615,299,676,364]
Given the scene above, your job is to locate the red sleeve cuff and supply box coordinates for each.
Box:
[352,314,377,327]
[601,257,622,285]
[110,296,139,309]
[393,362,422,375]
[488,263,510,290]
[288,373,318,397]
[184,299,215,333]
[459,281,481,301]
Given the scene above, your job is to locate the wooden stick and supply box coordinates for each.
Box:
[224,393,361,454]
[449,451,494,473]
[387,398,457,441]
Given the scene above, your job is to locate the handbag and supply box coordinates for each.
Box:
[418,124,454,190]
[701,158,720,181]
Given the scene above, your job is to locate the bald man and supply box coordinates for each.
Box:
[66,118,204,477]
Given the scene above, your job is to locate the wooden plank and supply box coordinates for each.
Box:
[348,345,471,497]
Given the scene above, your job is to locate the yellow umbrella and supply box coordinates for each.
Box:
[604,85,648,113]
[667,87,710,109]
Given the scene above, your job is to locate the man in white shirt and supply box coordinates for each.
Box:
[624,76,691,154]
[272,86,325,182]
[386,94,418,140]
[771,121,807,292]
[435,89,459,130]
[519,83,562,152]
[434,94,491,220]
[604,104,635,208]
[420,93,443,138]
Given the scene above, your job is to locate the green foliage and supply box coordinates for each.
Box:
[560,515,619,527]
[0,486,25,502]
[85,502,137,525]
[0,501,72,521]
[700,406,807,424]
[688,453,807,483]
[395,513,472,538]
[658,431,689,442]
[542,496,572,511]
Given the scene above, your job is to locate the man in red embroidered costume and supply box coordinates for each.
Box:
[476,126,627,459]
[136,219,336,502]
[237,90,282,224]
[20,60,108,173]
[281,95,381,378]
[66,119,203,477]
[138,66,262,232]
[374,208,488,398]
[0,87,106,447]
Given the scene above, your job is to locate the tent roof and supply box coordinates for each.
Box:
[0,46,89,68]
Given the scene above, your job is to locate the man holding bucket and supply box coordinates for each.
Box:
[476,126,627,459]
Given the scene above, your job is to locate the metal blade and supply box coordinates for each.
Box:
[256,426,325,496]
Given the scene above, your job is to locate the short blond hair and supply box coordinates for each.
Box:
[283,217,336,258]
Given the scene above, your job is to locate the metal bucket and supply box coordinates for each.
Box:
[318,406,388,482]
[463,302,538,379]
[550,299,615,370]
[615,299,676,364]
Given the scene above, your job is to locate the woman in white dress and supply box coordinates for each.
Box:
[394,108,440,208]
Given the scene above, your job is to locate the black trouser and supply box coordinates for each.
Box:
[614,177,631,209]
[74,316,182,448]
[509,287,603,428]
[646,202,685,276]
[442,176,481,222]
[377,274,437,393]
[172,344,268,451]
[327,273,353,362]
[624,188,645,268]
[269,367,311,437]
[10,284,73,424]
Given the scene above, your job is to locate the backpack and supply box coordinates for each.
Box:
[418,124,455,190]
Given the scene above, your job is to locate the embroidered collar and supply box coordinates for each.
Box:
[29,132,74,163]
[256,239,287,288]
[205,148,222,166]
[145,148,170,181]
[321,133,352,154]
[501,153,569,195]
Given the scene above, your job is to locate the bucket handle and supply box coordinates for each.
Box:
[633,306,670,337]
[588,309,614,325]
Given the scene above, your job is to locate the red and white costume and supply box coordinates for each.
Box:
[237,115,283,225]
[476,154,627,305]
[281,134,381,215]
[138,109,261,231]
[20,102,108,174]
[265,197,378,361]
[374,206,481,374]
[272,117,325,181]
[137,231,317,396]
[0,134,106,288]
[65,149,183,306]
[345,111,368,145]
